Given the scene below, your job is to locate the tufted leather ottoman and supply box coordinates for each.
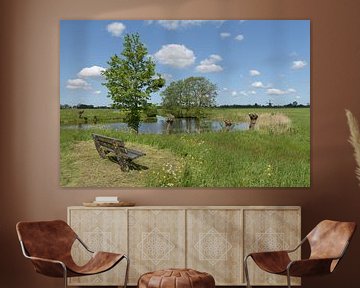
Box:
[138,268,215,288]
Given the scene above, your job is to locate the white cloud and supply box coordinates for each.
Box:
[66,79,91,90]
[251,81,266,88]
[154,44,195,68]
[264,88,297,95]
[77,66,106,78]
[266,88,287,95]
[156,20,224,30]
[292,60,307,70]
[231,91,237,96]
[235,34,244,41]
[249,69,261,76]
[223,87,228,91]
[249,90,257,95]
[220,32,231,38]
[240,91,248,96]
[93,90,101,94]
[196,54,223,73]
[107,22,126,37]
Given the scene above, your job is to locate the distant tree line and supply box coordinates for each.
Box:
[219,102,310,109]
[61,102,310,110]
[60,104,112,109]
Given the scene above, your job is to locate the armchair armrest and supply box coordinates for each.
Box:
[25,255,67,277]
[76,235,94,253]
[287,239,351,277]
[287,258,336,277]
[19,240,67,277]
[285,237,307,253]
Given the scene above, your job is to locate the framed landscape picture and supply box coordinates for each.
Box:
[60,20,310,188]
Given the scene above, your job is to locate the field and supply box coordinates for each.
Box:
[60,108,310,187]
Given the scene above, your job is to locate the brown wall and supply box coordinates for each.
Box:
[1,0,360,287]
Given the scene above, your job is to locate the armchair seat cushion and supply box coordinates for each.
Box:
[250,251,291,274]
[66,251,124,276]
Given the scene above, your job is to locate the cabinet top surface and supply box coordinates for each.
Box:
[68,205,301,210]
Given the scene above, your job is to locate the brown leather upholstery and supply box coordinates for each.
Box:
[247,220,356,282]
[250,251,291,274]
[16,220,125,278]
[307,220,356,260]
[138,269,215,288]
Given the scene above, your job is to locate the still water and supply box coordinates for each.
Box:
[62,116,248,134]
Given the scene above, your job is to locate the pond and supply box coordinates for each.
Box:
[62,116,249,134]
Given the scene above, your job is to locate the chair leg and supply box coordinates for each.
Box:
[286,269,292,288]
[62,264,68,288]
[244,255,252,288]
[123,255,130,288]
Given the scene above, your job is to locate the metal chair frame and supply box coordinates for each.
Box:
[244,236,350,288]
[19,233,129,288]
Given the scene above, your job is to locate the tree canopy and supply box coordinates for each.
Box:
[102,33,165,132]
[161,77,217,113]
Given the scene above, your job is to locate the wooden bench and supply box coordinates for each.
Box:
[92,134,146,171]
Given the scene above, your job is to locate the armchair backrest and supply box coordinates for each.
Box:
[16,220,77,261]
[307,220,356,261]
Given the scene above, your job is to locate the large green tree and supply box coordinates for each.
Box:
[102,33,165,132]
[161,77,217,116]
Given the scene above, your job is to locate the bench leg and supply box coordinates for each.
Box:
[94,141,107,158]
[116,156,130,172]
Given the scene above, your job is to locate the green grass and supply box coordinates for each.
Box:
[60,108,160,125]
[60,108,127,125]
[60,108,310,187]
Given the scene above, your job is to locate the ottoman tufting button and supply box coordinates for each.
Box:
[138,268,215,288]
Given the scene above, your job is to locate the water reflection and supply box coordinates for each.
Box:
[62,116,248,134]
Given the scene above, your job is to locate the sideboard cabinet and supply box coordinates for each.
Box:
[67,206,301,286]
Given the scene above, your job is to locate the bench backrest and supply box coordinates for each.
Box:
[92,134,125,151]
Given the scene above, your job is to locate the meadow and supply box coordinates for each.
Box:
[60,108,310,188]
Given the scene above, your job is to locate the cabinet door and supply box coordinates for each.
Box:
[243,208,301,286]
[128,209,186,284]
[68,208,127,286]
[187,209,243,285]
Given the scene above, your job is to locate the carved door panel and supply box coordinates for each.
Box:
[68,208,127,286]
[128,209,186,284]
[243,209,301,286]
[187,209,243,285]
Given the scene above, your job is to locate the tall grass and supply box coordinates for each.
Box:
[60,108,310,187]
[255,113,292,133]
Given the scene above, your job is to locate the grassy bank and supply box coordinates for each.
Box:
[60,108,127,125]
[60,108,310,187]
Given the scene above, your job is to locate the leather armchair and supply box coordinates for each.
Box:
[16,220,129,288]
[244,220,356,288]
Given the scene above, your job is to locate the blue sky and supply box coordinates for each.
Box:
[60,20,310,106]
